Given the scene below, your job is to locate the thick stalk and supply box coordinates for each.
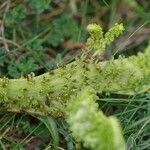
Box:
[0,45,150,116]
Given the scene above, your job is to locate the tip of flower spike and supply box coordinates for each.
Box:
[116,23,124,32]
[87,24,102,33]
[85,23,124,57]
[109,117,126,150]
[104,23,125,44]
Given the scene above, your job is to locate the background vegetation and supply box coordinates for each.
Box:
[0,0,150,149]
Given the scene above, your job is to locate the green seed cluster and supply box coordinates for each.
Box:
[105,23,124,44]
[86,23,124,55]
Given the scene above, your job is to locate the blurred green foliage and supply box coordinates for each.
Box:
[46,15,80,47]
[27,0,52,13]
[5,4,26,27]
[1,1,83,78]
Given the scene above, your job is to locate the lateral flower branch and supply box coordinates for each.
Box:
[1,23,150,150]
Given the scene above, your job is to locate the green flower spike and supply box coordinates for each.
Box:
[67,87,126,150]
[86,23,124,55]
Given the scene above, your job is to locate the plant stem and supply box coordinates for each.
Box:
[0,45,150,116]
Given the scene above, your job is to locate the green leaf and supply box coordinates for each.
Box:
[27,0,52,13]
[5,4,26,27]
[47,15,80,47]
[37,116,59,150]
[7,57,38,78]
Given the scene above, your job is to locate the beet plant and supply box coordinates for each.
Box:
[1,23,150,150]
